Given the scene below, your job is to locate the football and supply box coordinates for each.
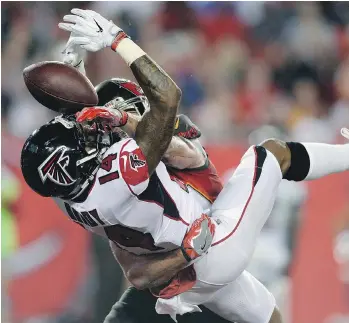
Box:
[23,61,98,114]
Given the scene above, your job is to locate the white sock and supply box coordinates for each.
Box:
[302,143,349,180]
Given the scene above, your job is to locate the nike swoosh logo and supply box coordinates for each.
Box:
[201,239,207,251]
[94,19,103,33]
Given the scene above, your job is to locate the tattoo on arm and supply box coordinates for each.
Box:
[130,55,181,175]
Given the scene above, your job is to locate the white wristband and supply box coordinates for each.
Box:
[113,38,146,66]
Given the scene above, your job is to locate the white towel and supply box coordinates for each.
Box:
[155,296,202,322]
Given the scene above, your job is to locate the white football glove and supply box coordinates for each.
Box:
[341,128,349,140]
[58,8,126,52]
[62,32,87,67]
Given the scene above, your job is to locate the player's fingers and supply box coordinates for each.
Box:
[81,43,99,52]
[83,9,100,19]
[71,8,90,19]
[62,52,79,65]
[69,24,96,37]
[62,14,86,25]
[341,127,349,140]
[58,23,74,32]
[64,13,99,32]
[63,15,77,23]
[66,37,90,47]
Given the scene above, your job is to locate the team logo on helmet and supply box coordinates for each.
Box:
[38,146,76,186]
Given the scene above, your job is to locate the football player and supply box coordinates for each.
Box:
[22,8,349,323]
[61,19,232,323]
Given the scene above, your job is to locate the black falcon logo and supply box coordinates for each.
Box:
[129,153,146,171]
[38,146,76,186]
[94,19,103,32]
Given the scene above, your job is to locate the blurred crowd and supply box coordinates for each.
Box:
[2,1,349,143]
[1,2,349,323]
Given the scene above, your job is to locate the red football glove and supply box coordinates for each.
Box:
[181,214,215,263]
[76,107,128,133]
[174,114,201,140]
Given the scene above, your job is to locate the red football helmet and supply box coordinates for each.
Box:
[95,78,149,116]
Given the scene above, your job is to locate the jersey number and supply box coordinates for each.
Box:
[99,153,119,185]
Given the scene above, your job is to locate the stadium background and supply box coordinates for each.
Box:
[1,2,349,323]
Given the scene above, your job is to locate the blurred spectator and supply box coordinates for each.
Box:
[2,2,349,322]
[330,59,349,141]
[288,78,335,142]
[2,1,348,142]
[282,3,337,67]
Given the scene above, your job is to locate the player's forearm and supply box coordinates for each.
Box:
[131,249,188,290]
[132,55,181,174]
[114,39,181,174]
[127,249,188,290]
[110,242,187,290]
[120,113,141,137]
[130,55,181,113]
[114,38,181,112]
[121,114,205,169]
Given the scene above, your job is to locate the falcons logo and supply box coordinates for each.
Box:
[38,146,76,186]
[129,153,146,171]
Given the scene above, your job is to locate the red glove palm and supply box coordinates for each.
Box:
[181,214,215,263]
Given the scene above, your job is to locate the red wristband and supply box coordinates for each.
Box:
[119,110,129,126]
[111,31,129,52]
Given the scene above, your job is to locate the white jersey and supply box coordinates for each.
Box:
[55,138,208,254]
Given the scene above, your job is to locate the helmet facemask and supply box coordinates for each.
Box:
[104,95,149,117]
[53,115,115,200]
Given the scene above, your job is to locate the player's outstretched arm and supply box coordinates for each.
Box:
[110,214,215,290]
[59,9,181,174]
[122,51,181,174]
[110,242,187,290]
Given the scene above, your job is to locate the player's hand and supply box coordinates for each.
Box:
[181,214,215,263]
[76,107,128,134]
[62,32,87,67]
[58,9,128,52]
[341,128,349,140]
